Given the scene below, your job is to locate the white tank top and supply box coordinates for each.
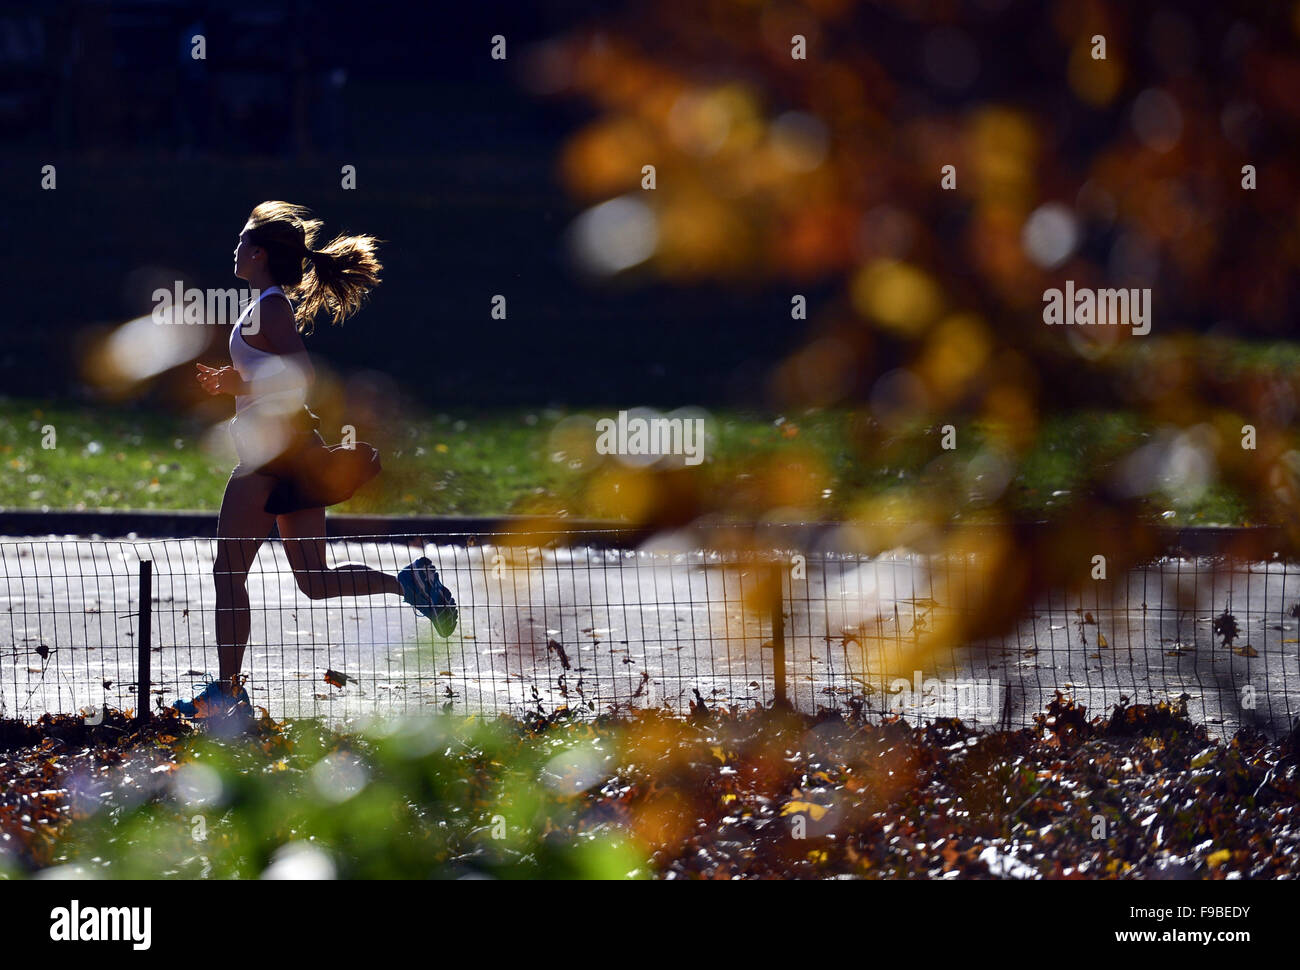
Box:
[228,286,308,415]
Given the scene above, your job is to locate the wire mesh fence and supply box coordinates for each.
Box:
[1,530,1297,737]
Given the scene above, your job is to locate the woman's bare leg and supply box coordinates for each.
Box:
[277,505,401,599]
[214,469,276,681]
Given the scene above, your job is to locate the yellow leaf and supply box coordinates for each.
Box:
[710,745,726,762]
[720,793,737,804]
[806,849,828,863]
[1098,633,1108,648]
[1206,849,1232,868]
[1232,644,1259,658]
[782,800,829,820]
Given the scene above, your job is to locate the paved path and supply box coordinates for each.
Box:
[1,537,1296,737]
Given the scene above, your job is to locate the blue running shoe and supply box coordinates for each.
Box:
[398,556,458,637]
[173,678,252,724]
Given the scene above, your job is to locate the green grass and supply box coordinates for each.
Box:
[0,396,1268,524]
[0,401,221,511]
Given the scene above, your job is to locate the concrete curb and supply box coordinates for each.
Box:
[0,508,652,543]
[0,508,1294,557]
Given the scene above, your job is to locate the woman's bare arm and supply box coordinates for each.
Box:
[253,294,316,389]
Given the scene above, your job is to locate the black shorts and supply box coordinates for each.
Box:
[231,408,380,516]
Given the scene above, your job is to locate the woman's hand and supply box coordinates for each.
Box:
[196,363,242,396]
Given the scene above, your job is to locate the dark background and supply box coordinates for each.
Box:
[0,0,801,407]
[1,1,1296,411]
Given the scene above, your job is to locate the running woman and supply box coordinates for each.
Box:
[174,201,455,723]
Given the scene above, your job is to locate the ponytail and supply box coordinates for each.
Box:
[298,233,383,335]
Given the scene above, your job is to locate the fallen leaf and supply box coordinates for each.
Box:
[547,638,572,669]
[781,800,829,821]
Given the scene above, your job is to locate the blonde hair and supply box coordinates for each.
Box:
[243,201,382,335]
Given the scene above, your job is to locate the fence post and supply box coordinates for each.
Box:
[770,561,788,709]
[137,559,152,725]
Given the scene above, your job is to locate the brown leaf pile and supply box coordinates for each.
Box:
[0,709,193,869]
[580,695,1300,878]
[3,697,1298,879]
